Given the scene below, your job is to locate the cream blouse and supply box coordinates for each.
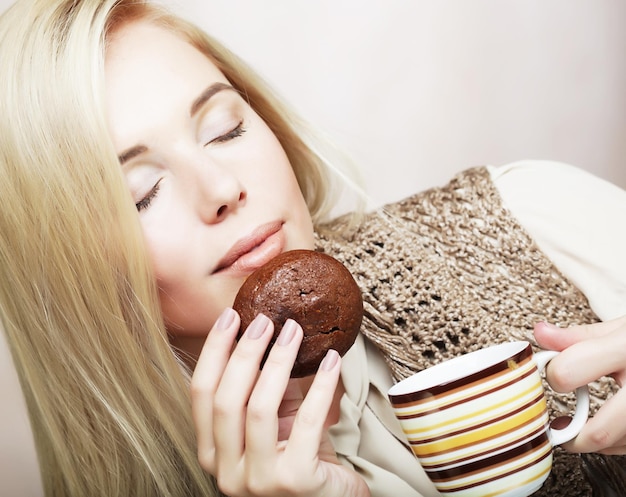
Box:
[328,160,626,496]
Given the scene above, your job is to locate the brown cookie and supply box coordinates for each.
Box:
[233,249,363,377]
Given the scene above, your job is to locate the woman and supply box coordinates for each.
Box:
[0,0,624,496]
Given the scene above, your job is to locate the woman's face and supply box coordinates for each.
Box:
[105,21,314,354]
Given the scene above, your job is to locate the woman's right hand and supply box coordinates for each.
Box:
[190,308,370,497]
[534,316,626,455]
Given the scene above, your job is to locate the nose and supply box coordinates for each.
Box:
[195,163,247,224]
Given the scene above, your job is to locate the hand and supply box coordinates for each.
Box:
[191,308,370,497]
[533,316,626,455]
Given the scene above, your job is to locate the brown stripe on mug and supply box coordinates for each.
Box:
[396,365,537,419]
[436,446,552,493]
[410,391,546,449]
[389,347,533,406]
[420,423,548,470]
[427,430,551,482]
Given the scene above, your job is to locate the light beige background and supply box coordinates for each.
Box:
[0,1,624,495]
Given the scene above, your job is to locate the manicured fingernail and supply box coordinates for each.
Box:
[276,319,298,346]
[320,349,339,371]
[540,321,560,330]
[245,314,270,340]
[215,308,236,330]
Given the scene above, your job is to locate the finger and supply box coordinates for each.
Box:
[597,444,626,456]
[534,316,626,351]
[277,380,305,440]
[542,332,626,393]
[191,307,240,470]
[245,321,303,474]
[551,413,626,455]
[563,390,626,453]
[285,349,342,464]
[212,314,274,471]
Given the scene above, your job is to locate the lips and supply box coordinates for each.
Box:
[213,221,285,275]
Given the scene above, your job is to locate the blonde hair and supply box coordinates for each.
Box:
[0,0,358,495]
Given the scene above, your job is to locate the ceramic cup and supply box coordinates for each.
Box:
[387,341,589,497]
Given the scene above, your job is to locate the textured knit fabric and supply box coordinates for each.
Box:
[315,166,623,496]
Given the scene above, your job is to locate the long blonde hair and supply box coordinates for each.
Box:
[0,0,355,495]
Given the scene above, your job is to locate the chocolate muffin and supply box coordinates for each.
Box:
[233,249,363,377]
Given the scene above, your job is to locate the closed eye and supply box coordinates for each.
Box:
[208,121,246,145]
[136,178,163,212]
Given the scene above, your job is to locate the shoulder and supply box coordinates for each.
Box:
[488,160,625,203]
[488,160,626,320]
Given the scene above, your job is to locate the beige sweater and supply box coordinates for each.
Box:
[316,165,625,496]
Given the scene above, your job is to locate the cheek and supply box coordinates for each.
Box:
[245,127,314,243]
[138,210,240,335]
[142,224,210,330]
[243,126,303,197]
[140,214,194,290]
[145,235,180,286]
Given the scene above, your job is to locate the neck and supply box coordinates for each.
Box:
[168,335,206,370]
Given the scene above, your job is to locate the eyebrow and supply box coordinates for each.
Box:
[117,82,237,165]
[189,82,236,117]
[118,145,148,165]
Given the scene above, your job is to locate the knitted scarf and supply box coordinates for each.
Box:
[315,166,624,496]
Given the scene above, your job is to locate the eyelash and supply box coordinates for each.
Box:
[209,121,246,145]
[136,178,162,212]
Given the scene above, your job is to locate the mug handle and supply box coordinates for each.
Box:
[534,350,590,446]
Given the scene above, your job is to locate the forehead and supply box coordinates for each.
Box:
[104,21,230,147]
[105,20,226,88]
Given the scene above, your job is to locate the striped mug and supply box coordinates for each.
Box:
[388,341,589,497]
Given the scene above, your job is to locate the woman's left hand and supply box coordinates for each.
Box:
[533,315,626,455]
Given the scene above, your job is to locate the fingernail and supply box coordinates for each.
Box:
[214,308,236,330]
[540,321,561,330]
[320,349,339,371]
[276,319,298,346]
[245,314,270,340]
